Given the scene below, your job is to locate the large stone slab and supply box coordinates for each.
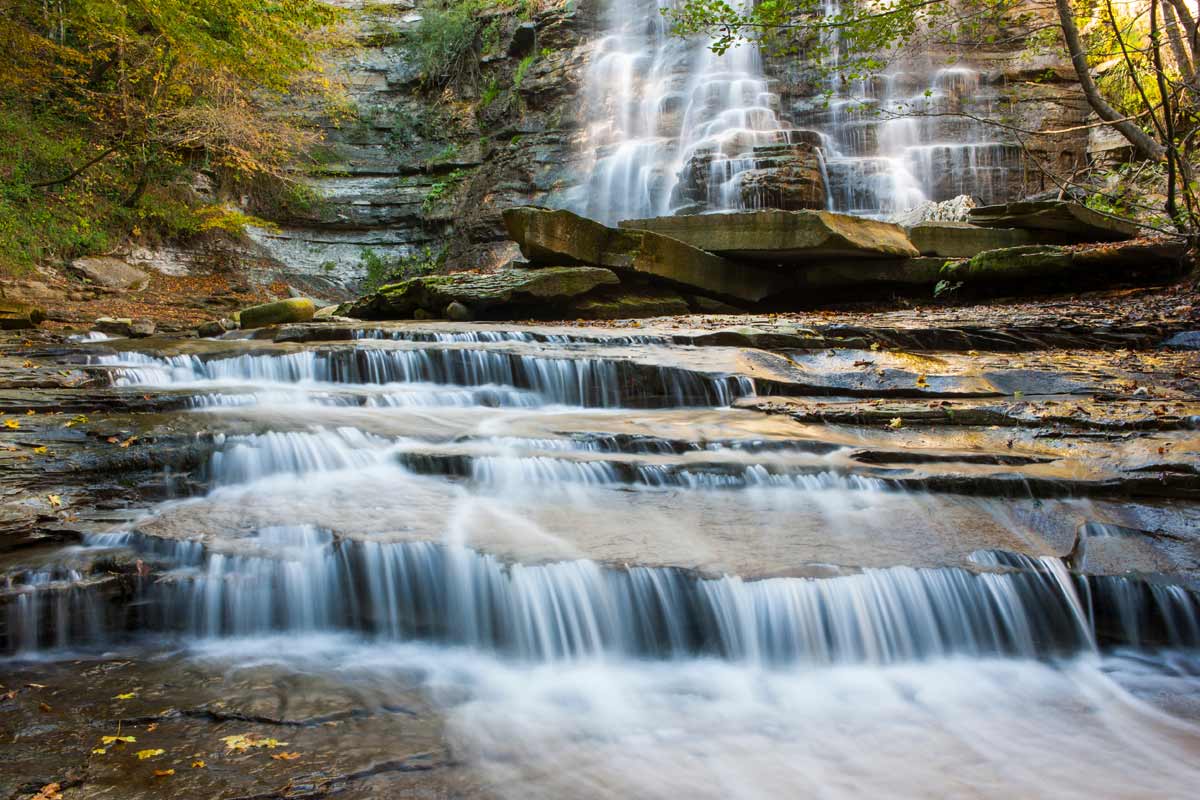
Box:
[502,207,784,303]
[346,266,620,320]
[908,221,1051,258]
[967,200,1138,241]
[942,241,1186,289]
[617,209,920,263]
[71,256,149,290]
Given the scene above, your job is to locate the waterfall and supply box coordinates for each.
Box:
[569,0,797,223]
[568,0,1021,222]
[6,529,1198,660]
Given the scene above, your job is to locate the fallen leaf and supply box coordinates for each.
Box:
[191,760,206,769]
[136,748,165,760]
[271,752,301,761]
[25,409,35,415]
[915,374,929,389]
[146,722,159,732]
[92,747,108,755]
[46,495,62,508]
[153,769,175,778]
[870,342,881,351]
[21,360,34,369]
[114,692,136,700]
[3,419,19,429]
[31,783,62,800]
[101,735,136,745]
[38,702,52,712]
[33,446,47,455]
[221,733,287,752]
[888,418,904,430]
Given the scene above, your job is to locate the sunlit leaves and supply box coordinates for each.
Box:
[221,733,288,752]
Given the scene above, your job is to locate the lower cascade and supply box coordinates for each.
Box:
[5,331,1200,799]
[5,527,1199,661]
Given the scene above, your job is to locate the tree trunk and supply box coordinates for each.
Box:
[1055,0,1167,160]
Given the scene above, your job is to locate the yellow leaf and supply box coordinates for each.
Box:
[25,409,35,415]
[136,749,165,760]
[114,692,136,700]
[101,735,136,745]
[191,760,206,769]
[47,495,62,508]
[967,350,980,357]
[221,733,287,752]
[271,752,301,761]
[3,419,19,429]
[915,374,929,389]
[21,360,34,369]
[153,769,175,778]
[888,417,904,430]
[869,342,881,351]
[33,446,47,455]
[147,722,158,732]
[92,748,107,755]
[31,783,62,800]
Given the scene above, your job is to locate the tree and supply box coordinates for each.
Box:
[0,0,343,271]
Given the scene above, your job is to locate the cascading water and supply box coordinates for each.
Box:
[568,0,1022,223]
[5,334,1200,798]
[569,0,800,222]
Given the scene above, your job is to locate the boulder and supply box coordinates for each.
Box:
[0,299,45,330]
[502,207,785,303]
[616,209,920,263]
[93,317,155,338]
[675,141,826,212]
[197,318,237,338]
[239,298,316,329]
[71,256,150,291]
[445,301,474,321]
[908,222,1049,258]
[347,266,620,320]
[967,200,1138,241]
[942,240,1185,289]
[890,195,976,227]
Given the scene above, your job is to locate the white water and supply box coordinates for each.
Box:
[569,0,1020,222]
[569,0,798,223]
[6,337,1200,796]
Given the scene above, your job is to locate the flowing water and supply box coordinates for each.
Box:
[568,0,1021,222]
[4,332,1200,796]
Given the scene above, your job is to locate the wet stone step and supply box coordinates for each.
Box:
[3,530,1198,660]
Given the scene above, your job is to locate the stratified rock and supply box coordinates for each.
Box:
[1163,331,1200,350]
[508,21,537,57]
[239,298,317,329]
[967,200,1138,241]
[347,267,620,320]
[675,138,826,213]
[503,207,784,303]
[908,222,1046,258]
[0,299,45,330]
[943,240,1186,289]
[71,256,150,290]
[617,210,920,263]
[735,143,827,211]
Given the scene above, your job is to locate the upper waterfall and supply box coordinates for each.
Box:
[566,0,1022,223]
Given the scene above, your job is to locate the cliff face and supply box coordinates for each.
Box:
[242,0,599,294]
[244,0,1090,295]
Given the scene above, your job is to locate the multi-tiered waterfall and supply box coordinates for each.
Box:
[569,0,802,223]
[569,0,1022,221]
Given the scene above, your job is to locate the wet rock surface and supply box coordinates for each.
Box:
[2,285,1199,796]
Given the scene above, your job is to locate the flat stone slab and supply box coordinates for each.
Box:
[942,241,1187,290]
[908,221,1050,258]
[503,207,785,303]
[617,210,920,262]
[71,256,149,290]
[967,200,1139,241]
[347,266,620,320]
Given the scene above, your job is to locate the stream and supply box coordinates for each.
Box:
[2,323,1200,797]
